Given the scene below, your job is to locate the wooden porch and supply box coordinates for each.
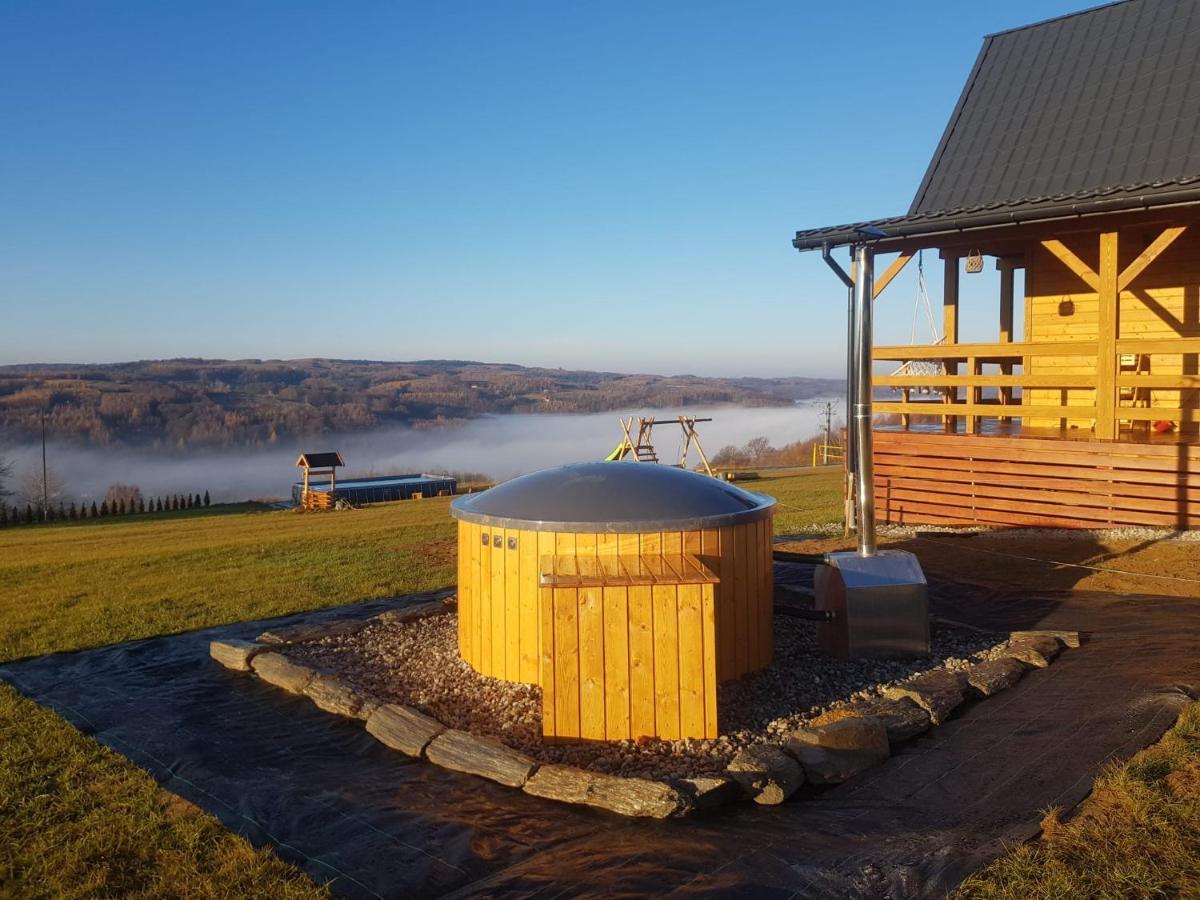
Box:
[863,212,1200,529]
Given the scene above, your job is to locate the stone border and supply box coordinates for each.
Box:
[210,604,1079,818]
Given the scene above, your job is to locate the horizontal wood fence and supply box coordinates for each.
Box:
[875,430,1200,529]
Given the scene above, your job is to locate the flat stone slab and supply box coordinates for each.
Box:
[786,717,890,755]
[258,619,366,645]
[726,744,804,805]
[965,657,1027,697]
[209,639,263,672]
[250,652,317,694]
[788,744,889,786]
[1012,629,1080,649]
[680,776,741,811]
[883,669,967,725]
[846,697,932,744]
[304,673,369,718]
[524,765,685,819]
[365,704,445,757]
[425,729,536,787]
[1006,634,1062,668]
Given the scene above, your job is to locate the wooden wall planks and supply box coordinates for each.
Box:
[876,430,1200,528]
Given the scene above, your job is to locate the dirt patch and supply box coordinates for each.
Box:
[406,538,456,568]
[776,529,1200,599]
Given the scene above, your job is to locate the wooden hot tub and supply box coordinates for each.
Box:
[450,462,776,741]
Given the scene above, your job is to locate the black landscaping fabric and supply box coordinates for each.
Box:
[2,565,1198,899]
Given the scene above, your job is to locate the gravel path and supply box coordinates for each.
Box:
[284,612,1009,780]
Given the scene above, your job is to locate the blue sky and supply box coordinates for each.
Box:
[1,1,1084,377]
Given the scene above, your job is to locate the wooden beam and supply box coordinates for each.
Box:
[877,374,1097,388]
[874,340,1099,361]
[871,252,913,300]
[1095,230,1119,440]
[1115,337,1200,354]
[1117,225,1186,291]
[1041,239,1100,291]
[943,255,959,431]
[966,356,980,434]
[942,256,960,343]
[876,401,1098,419]
[997,259,1016,419]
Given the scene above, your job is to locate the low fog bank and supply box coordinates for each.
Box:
[2,403,837,503]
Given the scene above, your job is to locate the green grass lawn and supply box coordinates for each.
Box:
[0,470,1193,896]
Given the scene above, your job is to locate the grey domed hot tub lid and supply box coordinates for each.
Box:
[450,462,776,533]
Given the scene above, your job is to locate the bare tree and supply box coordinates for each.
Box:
[20,465,66,519]
[104,483,143,509]
[743,436,773,462]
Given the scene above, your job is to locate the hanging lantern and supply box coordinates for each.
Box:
[965,249,984,273]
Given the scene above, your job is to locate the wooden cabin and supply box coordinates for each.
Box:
[794,0,1200,530]
[295,451,344,510]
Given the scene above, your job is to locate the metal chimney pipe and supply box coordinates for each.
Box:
[852,243,877,556]
[820,243,858,533]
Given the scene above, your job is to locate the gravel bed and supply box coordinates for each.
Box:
[283,612,1009,781]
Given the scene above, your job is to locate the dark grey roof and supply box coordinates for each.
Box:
[450,462,776,533]
[794,0,1200,250]
[296,451,344,468]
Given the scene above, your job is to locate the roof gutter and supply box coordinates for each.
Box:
[792,186,1200,251]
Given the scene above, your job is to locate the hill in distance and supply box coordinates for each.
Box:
[0,358,843,449]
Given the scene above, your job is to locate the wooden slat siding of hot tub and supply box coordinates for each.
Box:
[645,531,681,741]
[572,533,604,740]
[553,583,581,740]
[470,520,484,672]
[479,525,493,676]
[676,582,705,738]
[651,580,682,741]
[715,526,736,680]
[875,430,1200,528]
[758,516,774,670]
[506,528,521,677]
[733,525,751,678]
[627,573,656,740]
[518,529,540,684]
[490,530,506,676]
[540,584,556,737]
[598,534,630,740]
[456,523,467,664]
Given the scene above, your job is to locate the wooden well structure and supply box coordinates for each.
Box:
[450,462,776,742]
[295,451,344,511]
[793,0,1200,530]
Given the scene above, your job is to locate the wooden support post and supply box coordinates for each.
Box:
[966,356,980,434]
[997,258,1018,422]
[942,254,960,432]
[1096,231,1119,440]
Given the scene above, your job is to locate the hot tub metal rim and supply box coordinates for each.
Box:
[449,493,777,534]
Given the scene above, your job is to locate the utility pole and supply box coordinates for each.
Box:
[822,401,834,465]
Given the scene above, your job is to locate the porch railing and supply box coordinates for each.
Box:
[871,338,1200,431]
